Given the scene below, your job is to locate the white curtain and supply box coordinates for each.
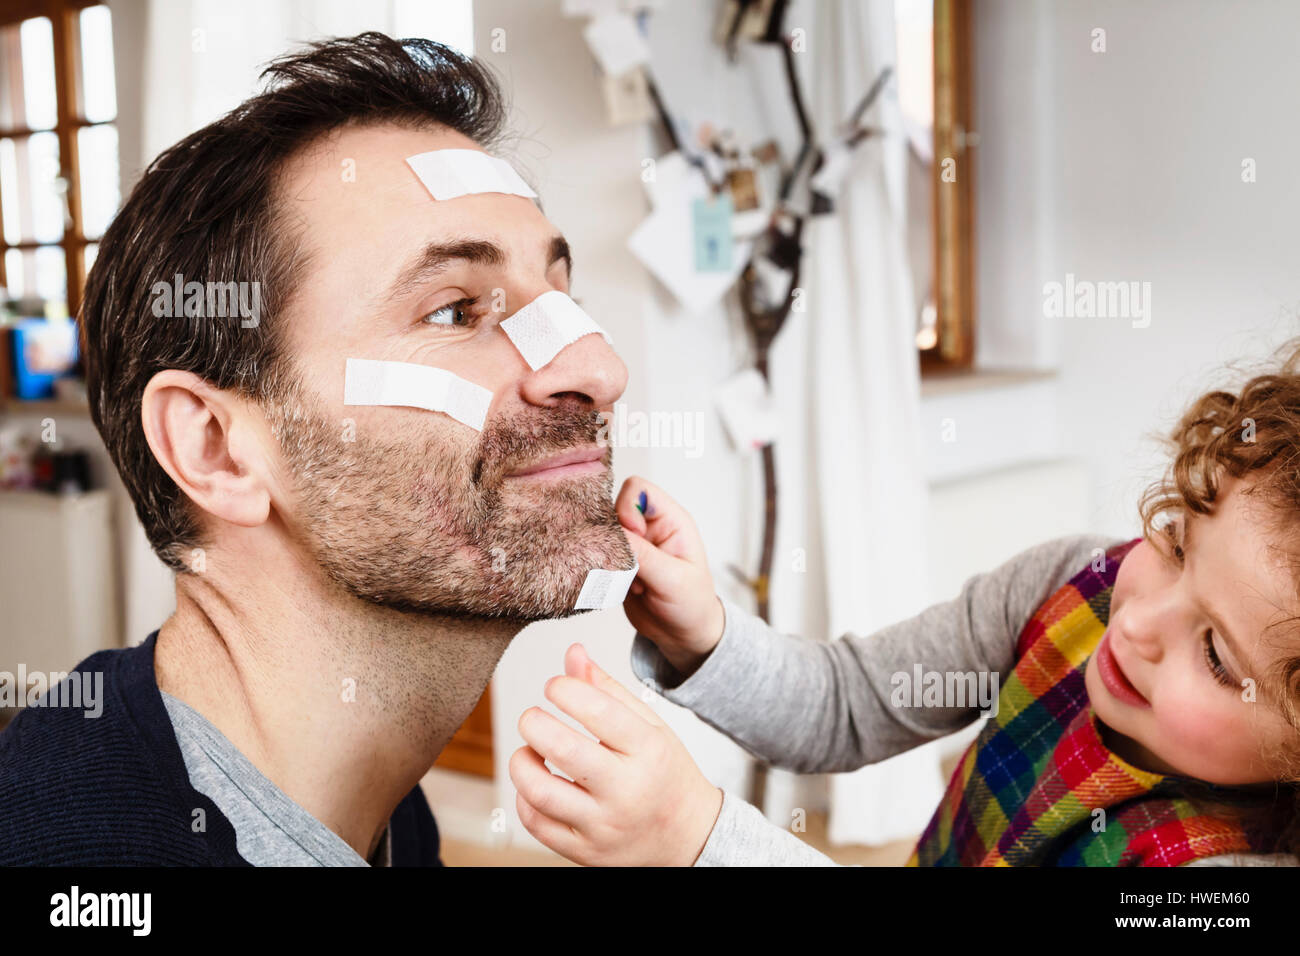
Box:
[762,0,942,846]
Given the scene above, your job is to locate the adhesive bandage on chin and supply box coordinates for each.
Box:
[405,149,538,201]
[343,358,493,431]
[574,559,639,611]
[500,291,614,371]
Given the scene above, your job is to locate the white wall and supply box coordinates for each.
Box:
[975,0,1300,537]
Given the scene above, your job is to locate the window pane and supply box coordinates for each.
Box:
[34,245,65,305]
[19,17,57,131]
[28,131,64,243]
[4,248,24,300]
[79,5,117,123]
[78,124,118,237]
[2,247,66,308]
[0,133,64,244]
[0,138,20,245]
[84,241,98,277]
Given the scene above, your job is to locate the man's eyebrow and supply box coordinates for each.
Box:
[382,239,506,303]
[381,234,573,305]
[549,235,573,283]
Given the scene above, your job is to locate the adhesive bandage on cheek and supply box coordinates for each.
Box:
[343,358,493,431]
[500,291,614,371]
[405,149,538,201]
[574,559,639,611]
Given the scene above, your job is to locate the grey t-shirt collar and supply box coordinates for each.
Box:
[160,690,390,867]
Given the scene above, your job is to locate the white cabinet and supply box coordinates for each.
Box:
[0,489,120,674]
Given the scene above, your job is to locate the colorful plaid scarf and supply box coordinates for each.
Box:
[908,538,1276,866]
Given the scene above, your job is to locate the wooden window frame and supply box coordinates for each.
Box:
[920,0,976,373]
[0,0,109,317]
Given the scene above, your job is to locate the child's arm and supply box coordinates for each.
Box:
[618,477,1120,774]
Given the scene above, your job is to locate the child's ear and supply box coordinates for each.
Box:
[141,369,274,531]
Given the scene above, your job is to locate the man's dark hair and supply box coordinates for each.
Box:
[81,32,509,573]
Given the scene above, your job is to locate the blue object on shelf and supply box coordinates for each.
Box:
[8,319,79,400]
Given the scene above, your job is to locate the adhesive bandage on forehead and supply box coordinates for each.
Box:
[574,559,639,611]
[343,358,493,431]
[500,291,614,371]
[405,149,538,201]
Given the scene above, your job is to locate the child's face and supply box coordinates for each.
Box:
[1085,475,1300,784]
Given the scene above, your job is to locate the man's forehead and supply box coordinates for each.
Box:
[289,121,480,186]
[280,122,553,268]
[282,122,537,222]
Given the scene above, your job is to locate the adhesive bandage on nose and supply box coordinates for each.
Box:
[343,358,493,431]
[500,291,614,371]
[405,149,538,201]
[574,559,639,611]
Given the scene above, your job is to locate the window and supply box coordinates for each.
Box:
[896,0,975,371]
[0,0,118,317]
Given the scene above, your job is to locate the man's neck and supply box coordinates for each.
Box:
[154,546,520,860]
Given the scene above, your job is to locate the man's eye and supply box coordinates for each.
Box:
[421,297,476,328]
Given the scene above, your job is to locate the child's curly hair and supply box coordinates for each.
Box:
[1137,338,1300,858]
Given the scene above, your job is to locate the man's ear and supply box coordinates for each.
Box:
[141,369,273,530]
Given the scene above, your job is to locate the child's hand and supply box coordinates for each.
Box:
[509,643,724,866]
[616,477,725,677]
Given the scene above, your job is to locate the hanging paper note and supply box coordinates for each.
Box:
[601,64,655,126]
[693,193,733,273]
[582,13,650,76]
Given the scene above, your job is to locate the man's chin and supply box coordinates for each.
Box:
[499,528,637,621]
[346,520,636,624]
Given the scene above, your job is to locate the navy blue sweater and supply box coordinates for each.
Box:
[0,634,442,866]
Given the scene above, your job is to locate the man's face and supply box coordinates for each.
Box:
[264,123,632,621]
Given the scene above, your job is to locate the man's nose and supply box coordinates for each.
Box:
[517,327,628,411]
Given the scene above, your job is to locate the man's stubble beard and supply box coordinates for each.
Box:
[266,387,634,623]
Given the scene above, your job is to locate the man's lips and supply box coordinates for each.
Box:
[1096,630,1150,708]
[504,445,606,480]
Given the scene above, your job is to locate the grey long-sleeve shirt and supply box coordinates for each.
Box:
[629,535,1296,867]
